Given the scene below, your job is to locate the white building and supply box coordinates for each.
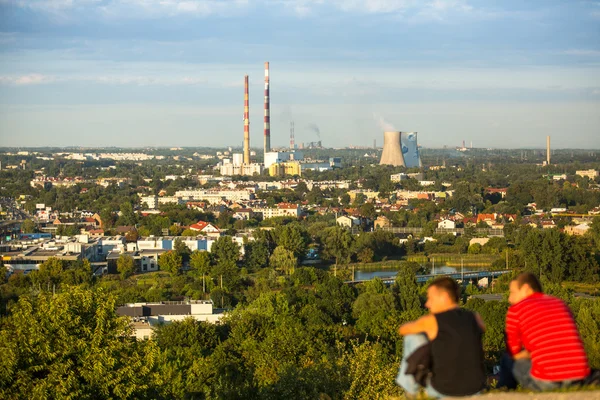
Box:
[116,300,225,340]
[336,215,361,228]
[264,150,304,168]
[437,219,456,229]
[140,195,158,209]
[252,203,301,219]
[576,170,599,180]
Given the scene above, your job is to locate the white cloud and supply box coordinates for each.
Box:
[563,49,600,56]
[2,0,476,18]
[0,74,54,85]
[1,0,101,11]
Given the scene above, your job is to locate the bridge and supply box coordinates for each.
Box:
[345,269,512,285]
[352,226,504,237]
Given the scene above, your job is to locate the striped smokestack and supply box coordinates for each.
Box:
[243,75,250,164]
[264,61,271,153]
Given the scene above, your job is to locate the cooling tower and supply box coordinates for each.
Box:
[380,131,406,167]
[401,132,422,168]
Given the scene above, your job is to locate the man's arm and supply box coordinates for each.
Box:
[475,312,486,332]
[398,315,437,340]
[505,307,523,356]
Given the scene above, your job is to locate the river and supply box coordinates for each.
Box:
[353,265,479,281]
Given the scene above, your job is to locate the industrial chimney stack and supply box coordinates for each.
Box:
[264,62,271,154]
[379,131,406,167]
[546,135,551,165]
[243,75,250,165]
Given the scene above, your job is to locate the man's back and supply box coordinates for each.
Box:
[430,308,486,396]
[506,293,589,381]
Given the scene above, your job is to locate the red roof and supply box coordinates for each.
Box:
[189,221,220,232]
[278,203,298,209]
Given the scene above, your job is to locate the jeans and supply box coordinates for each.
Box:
[396,334,444,398]
[498,353,573,391]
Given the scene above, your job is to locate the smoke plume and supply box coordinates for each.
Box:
[373,112,396,131]
[307,123,321,138]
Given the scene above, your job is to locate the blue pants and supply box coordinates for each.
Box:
[396,334,444,398]
[499,353,572,391]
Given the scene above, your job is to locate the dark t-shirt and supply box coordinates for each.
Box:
[430,308,486,396]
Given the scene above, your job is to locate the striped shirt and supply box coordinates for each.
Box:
[505,292,590,382]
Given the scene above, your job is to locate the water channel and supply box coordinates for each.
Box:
[353,264,481,281]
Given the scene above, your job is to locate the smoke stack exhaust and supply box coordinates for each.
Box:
[264,62,271,153]
[243,75,250,164]
[379,131,406,167]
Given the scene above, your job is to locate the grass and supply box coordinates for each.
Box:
[562,281,600,296]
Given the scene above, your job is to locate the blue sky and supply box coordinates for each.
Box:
[0,0,599,148]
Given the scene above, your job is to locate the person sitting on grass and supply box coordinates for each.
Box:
[396,277,486,398]
[499,272,590,391]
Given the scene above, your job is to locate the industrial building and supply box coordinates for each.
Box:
[380,131,406,167]
[401,132,422,168]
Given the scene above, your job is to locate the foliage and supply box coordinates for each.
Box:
[20,219,36,233]
[158,251,183,275]
[117,254,135,279]
[210,236,240,265]
[269,246,297,275]
[0,288,160,399]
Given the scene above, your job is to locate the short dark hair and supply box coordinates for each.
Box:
[429,277,460,303]
[515,272,543,293]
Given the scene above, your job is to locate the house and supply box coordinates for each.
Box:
[189,221,221,235]
[115,226,136,235]
[477,214,496,226]
[437,219,456,230]
[564,224,590,236]
[336,215,360,228]
[469,238,490,247]
[541,220,557,229]
[116,300,225,340]
[374,215,392,229]
[233,208,254,220]
[87,228,104,237]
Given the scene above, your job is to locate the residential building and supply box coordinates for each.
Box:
[564,224,590,236]
[438,219,456,229]
[576,170,599,180]
[336,215,360,228]
[252,203,301,219]
[374,215,392,229]
[116,300,225,340]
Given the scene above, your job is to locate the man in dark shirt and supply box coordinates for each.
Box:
[396,277,486,398]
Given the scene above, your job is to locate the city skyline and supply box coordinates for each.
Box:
[0,0,599,148]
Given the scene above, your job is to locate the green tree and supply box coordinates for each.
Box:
[245,239,270,270]
[159,250,183,275]
[323,226,354,266]
[269,246,297,275]
[393,266,422,313]
[173,237,191,264]
[190,250,211,293]
[117,201,137,226]
[117,254,135,279]
[210,236,240,265]
[0,288,160,399]
[276,224,309,259]
[21,219,36,234]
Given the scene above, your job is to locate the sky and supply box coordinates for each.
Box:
[0,0,599,149]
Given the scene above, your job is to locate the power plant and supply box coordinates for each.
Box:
[380,131,406,167]
[401,132,422,168]
[219,61,338,177]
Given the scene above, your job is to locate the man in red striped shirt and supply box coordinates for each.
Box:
[501,272,590,390]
